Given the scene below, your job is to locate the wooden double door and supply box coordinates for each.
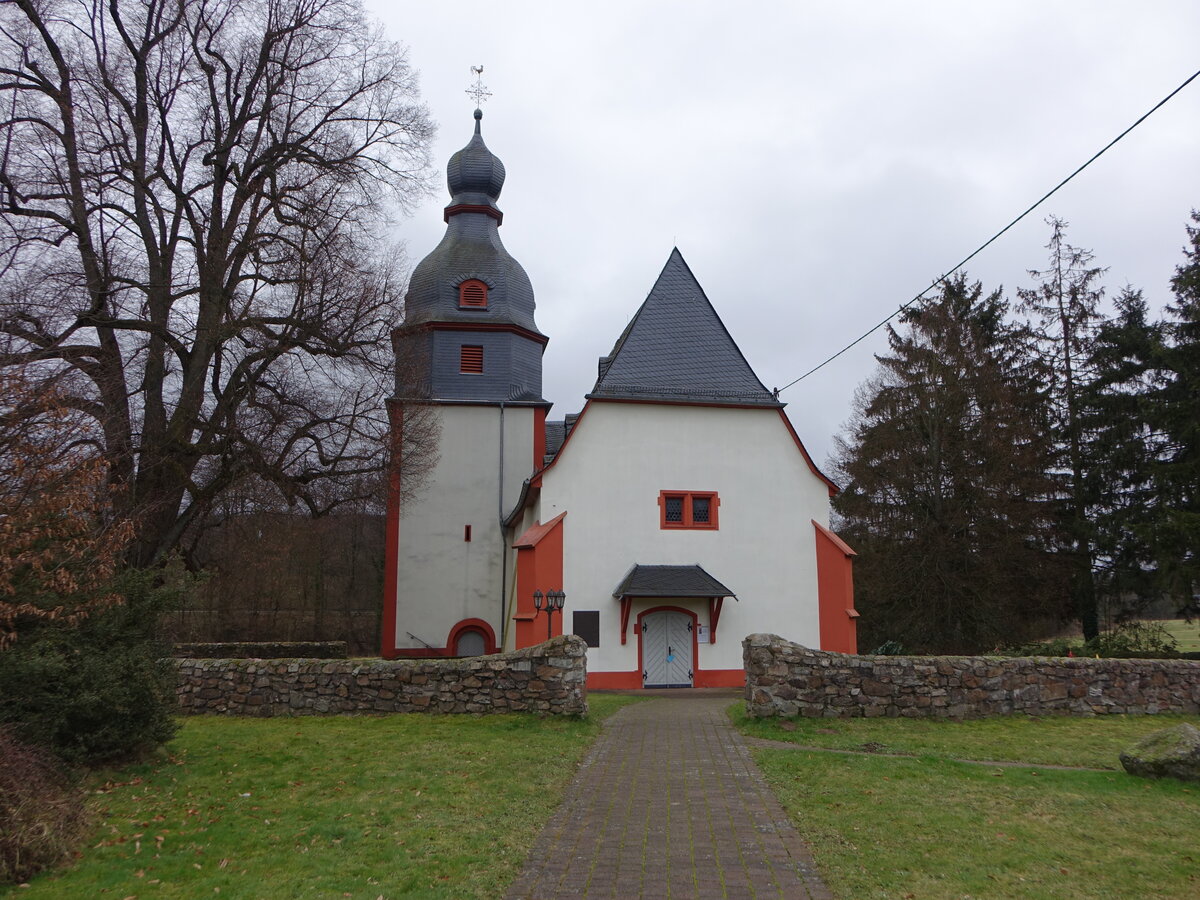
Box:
[641,609,693,688]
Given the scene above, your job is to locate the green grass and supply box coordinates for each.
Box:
[735,709,1200,899]
[4,695,640,900]
[733,706,1200,769]
[1158,618,1200,652]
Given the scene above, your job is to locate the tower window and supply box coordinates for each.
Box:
[460,345,484,374]
[459,279,488,308]
[659,490,720,530]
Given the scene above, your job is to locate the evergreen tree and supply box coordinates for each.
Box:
[833,275,1067,653]
[1148,212,1200,614]
[1081,288,1164,616]
[1018,218,1106,639]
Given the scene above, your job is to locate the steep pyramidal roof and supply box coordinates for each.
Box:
[589,249,781,406]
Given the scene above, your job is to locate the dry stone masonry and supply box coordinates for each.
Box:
[744,633,1200,719]
[176,635,588,717]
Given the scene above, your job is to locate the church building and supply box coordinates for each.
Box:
[381,107,857,688]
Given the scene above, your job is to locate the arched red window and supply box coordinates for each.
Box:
[459,279,488,308]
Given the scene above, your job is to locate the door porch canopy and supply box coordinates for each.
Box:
[612,564,736,645]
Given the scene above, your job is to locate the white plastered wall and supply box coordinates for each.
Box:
[539,401,832,675]
[393,404,535,650]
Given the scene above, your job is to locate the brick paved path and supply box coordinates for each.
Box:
[506,690,833,899]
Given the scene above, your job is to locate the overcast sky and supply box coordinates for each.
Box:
[363,1,1200,469]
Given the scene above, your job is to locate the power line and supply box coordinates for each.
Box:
[775,65,1200,396]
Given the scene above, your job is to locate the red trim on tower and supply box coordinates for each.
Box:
[444,203,503,224]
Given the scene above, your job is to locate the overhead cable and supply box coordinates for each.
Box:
[775,65,1200,395]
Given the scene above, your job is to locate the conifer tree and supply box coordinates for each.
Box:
[1148,212,1200,614]
[833,275,1067,653]
[1018,218,1106,639]
[1081,288,1164,615]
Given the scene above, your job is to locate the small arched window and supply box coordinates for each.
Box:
[459,279,488,309]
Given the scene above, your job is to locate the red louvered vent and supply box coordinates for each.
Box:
[460,345,484,374]
[459,279,488,308]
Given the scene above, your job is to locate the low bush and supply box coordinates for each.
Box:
[1089,620,1179,658]
[1001,620,1181,659]
[0,728,88,885]
[0,569,179,766]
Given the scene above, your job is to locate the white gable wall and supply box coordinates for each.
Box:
[538,401,831,676]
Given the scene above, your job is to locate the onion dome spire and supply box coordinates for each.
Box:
[445,107,506,210]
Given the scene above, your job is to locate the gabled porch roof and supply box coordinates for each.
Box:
[612,564,735,599]
[612,565,735,646]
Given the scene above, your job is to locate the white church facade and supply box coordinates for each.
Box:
[382,109,857,688]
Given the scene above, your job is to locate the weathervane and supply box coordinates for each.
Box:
[466,65,492,109]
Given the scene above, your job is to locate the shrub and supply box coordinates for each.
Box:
[0,569,179,766]
[1086,620,1179,659]
[1000,621,1181,660]
[0,368,132,651]
[1000,636,1081,658]
[0,727,88,885]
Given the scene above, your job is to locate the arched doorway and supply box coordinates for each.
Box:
[446,618,497,657]
[454,629,486,657]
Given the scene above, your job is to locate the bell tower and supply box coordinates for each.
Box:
[382,92,549,658]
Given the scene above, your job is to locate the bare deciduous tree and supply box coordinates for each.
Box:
[0,0,436,566]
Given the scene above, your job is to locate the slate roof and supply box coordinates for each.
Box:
[612,564,736,599]
[403,110,542,336]
[543,420,566,466]
[542,412,581,466]
[589,249,781,407]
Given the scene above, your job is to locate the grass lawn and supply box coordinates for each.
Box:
[4,695,639,900]
[734,708,1200,899]
[1158,618,1200,652]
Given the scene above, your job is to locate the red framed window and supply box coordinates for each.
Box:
[459,279,488,308]
[460,345,484,374]
[659,491,719,530]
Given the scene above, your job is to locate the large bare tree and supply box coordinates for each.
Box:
[0,0,434,565]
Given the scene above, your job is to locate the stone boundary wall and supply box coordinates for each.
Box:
[744,633,1200,719]
[176,635,587,717]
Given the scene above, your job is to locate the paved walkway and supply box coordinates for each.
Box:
[506,690,833,899]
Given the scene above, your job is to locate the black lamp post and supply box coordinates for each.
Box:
[533,589,566,640]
